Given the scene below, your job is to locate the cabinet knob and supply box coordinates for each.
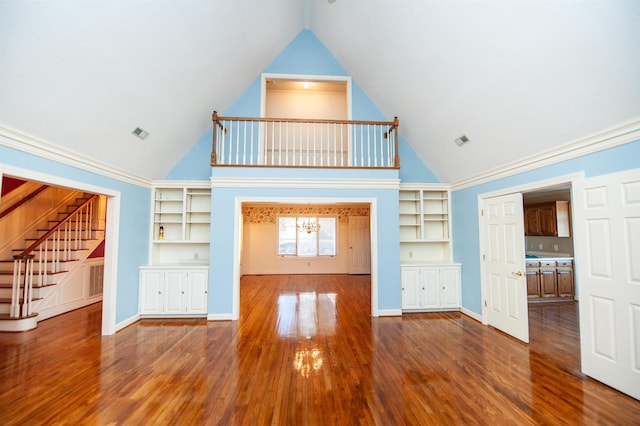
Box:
[158,291,161,294]
[422,287,425,290]
[205,290,208,294]
[181,291,185,294]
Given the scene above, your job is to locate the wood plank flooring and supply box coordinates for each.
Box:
[0,274,639,425]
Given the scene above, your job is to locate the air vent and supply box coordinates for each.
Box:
[455,135,469,146]
[132,127,149,140]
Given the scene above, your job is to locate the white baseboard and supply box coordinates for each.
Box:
[115,314,140,332]
[460,307,482,322]
[377,309,402,317]
[207,313,234,321]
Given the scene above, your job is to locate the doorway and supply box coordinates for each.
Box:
[480,173,581,342]
[232,197,378,320]
[0,166,120,335]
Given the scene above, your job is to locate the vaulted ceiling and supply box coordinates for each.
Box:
[2,1,639,182]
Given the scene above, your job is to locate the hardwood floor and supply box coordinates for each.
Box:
[0,274,639,425]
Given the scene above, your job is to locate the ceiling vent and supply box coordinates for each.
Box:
[454,135,469,147]
[132,127,149,140]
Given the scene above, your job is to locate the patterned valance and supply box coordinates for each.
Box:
[243,205,369,224]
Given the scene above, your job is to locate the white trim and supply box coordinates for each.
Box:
[207,313,234,321]
[452,118,640,191]
[0,126,152,188]
[461,307,482,322]
[150,179,211,188]
[115,314,140,332]
[377,309,402,317]
[211,177,400,190]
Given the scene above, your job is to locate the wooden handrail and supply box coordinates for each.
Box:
[16,194,98,258]
[213,112,397,126]
[0,185,48,220]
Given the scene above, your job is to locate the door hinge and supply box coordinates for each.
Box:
[484,300,487,307]
[482,254,485,261]
[481,209,484,216]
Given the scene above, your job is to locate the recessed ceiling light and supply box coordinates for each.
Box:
[455,135,469,146]
[132,127,149,140]
[302,82,311,89]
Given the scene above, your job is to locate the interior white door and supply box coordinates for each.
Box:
[483,193,529,343]
[573,168,640,400]
[348,216,371,274]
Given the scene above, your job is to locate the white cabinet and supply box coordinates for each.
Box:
[399,185,452,264]
[139,267,208,316]
[401,264,461,311]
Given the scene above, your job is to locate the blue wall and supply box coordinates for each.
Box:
[0,144,151,324]
[165,30,438,183]
[452,139,640,314]
[209,168,401,315]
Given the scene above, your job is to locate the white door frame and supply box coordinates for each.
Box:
[232,196,378,320]
[0,165,121,335]
[478,173,582,328]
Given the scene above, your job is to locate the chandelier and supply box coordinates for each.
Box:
[298,217,320,234]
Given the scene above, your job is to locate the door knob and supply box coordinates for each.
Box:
[512,271,524,277]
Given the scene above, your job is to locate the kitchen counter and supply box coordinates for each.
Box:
[526,251,573,261]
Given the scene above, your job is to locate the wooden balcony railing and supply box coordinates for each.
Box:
[211,112,400,169]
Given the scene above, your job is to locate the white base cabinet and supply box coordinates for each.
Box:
[140,267,208,316]
[401,264,461,311]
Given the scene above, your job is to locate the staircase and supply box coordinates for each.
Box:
[0,193,104,331]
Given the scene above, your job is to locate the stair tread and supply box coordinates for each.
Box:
[0,313,39,320]
[0,282,58,289]
[0,297,43,304]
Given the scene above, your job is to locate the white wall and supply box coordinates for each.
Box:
[240,203,368,275]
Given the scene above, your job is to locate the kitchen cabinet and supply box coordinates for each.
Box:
[140,267,208,316]
[401,264,460,311]
[525,259,574,301]
[524,201,570,237]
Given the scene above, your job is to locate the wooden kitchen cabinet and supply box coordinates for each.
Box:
[524,201,570,237]
[556,260,574,298]
[525,259,574,302]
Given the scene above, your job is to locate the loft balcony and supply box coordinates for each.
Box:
[210,112,400,169]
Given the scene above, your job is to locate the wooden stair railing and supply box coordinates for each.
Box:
[11,194,99,319]
[0,185,48,221]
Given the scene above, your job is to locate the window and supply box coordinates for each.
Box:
[278,217,336,257]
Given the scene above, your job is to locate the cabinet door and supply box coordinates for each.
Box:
[524,208,540,236]
[557,268,574,298]
[539,268,557,298]
[140,271,164,314]
[439,267,461,308]
[186,271,208,314]
[539,205,557,236]
[421,268,441,309]
[401,268,422,309]
[526,269,541,299]
[164,271,187,314]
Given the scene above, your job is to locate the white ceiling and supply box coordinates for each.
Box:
[1,0,639,182]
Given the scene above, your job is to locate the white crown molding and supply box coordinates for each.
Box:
[0,126,152,188]
[211,176,400,189]
[150,179,211,188]
[451,118,640,191]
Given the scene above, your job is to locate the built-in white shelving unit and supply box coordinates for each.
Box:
[399,185,452,264]
[149,183,211,265]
